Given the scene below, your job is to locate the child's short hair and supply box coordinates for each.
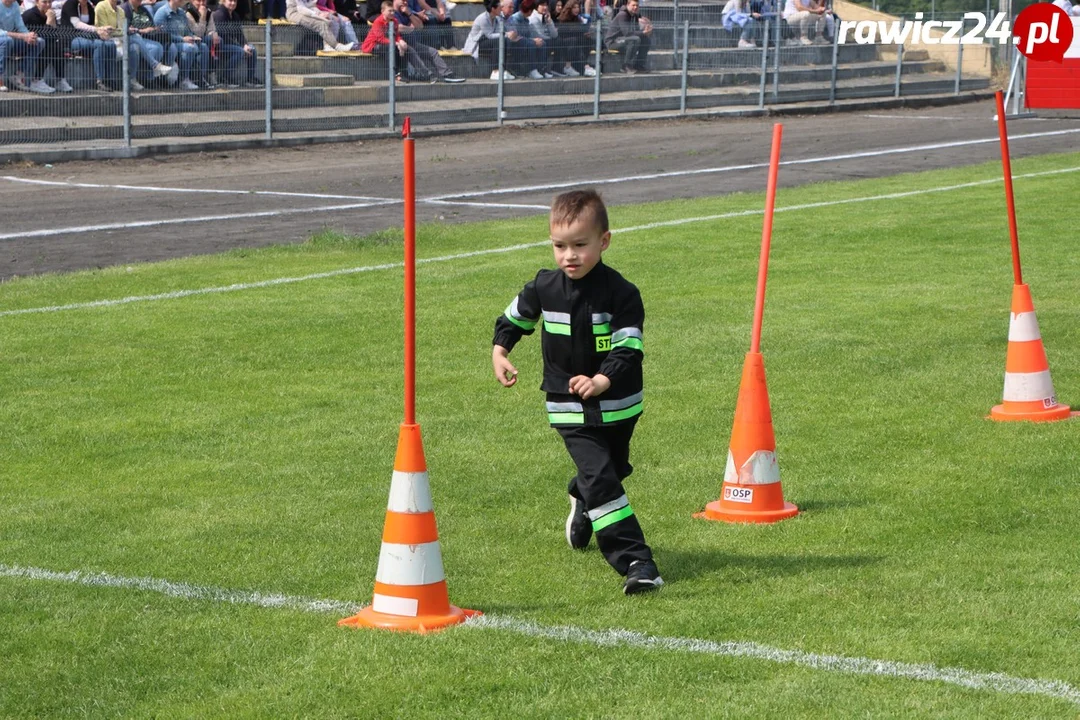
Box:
[519,0,536,11]
[382,0,393,8]
[550,189,609,233]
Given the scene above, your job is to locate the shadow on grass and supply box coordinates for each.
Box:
[657,549,882,584]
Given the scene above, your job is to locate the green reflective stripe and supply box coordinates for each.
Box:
[504,311,537,331]
[602,402,643,423]
[544,321,571,336]
[592,505,634,531]
[592,323,611,335]
[548,412,585,425]
[611,337,644,351]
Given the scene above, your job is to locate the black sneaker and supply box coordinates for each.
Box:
[624,559,663,595]
[565,495,591,550]
[440,74,466,83]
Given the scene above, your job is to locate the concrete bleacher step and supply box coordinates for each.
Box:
[250,41,295,57]
[273,73,355,87]
[0,75,989,144]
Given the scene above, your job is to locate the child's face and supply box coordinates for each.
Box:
[550,214,610,280]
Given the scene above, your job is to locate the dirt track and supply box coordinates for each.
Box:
[1,98,1078,280]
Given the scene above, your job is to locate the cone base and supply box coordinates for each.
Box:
[338,605,479,633]
[990,403,1071,422]
[695,499,799,524]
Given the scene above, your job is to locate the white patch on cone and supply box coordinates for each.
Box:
[374,541,446,586]
[372,593,420,617]
[1003,370,1056,403]
[724,449,780,485]
[1007,312,1042,343]
[387,471,434,513]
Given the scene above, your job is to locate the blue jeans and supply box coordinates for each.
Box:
[129,34,165,76]
[0,35,44,81]
[70,36,115,82]
[218,43,258,83]
[166,40,209,81]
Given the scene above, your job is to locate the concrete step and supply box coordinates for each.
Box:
[0,75,989,144]
[273,72,355,87]
[250,41,295,56]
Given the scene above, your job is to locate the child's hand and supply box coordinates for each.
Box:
[569,373,610,399]
[492,347,518,387]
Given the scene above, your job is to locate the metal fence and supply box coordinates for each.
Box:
[0,4,994,155]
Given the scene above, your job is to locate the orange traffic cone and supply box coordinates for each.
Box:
[696,352,798,524]
[339,423,478,632]
[990,283,1071,422]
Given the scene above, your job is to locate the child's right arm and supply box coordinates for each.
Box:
[492,278,542,388]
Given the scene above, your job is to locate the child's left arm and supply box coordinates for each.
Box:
[597,286,644,383]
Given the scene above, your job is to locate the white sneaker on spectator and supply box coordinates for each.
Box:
[130,79,145,91]
[153,62,173,78]
[562,65,579,76]
[29,79,55,94]
[799,36,812,45]
[443,0,456,8]
[542,70,554,78]
[489,69,515,80]
[166,64,180,85]
[56,78,74,93]
[583,64,596,76]
[738,39,755,48]
[527,69,543,79]
[180,78,199,90]
[333,42,354,52]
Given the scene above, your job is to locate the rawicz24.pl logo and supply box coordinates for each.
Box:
[837,3,1074,59]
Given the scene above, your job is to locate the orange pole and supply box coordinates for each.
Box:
[750,123,783,355]
[403,118,416,425]
[995,91,1023,286]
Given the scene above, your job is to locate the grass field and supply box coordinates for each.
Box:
[2,151,1080,718]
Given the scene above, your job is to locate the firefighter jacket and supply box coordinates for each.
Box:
[493,262,644,427]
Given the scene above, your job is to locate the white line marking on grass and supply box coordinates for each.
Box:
[0,201,400,242]
[0,563,362,615]
[424,128,1080,200]
[0,176,393,202]
[3,562,1079,707]
[0,242,549,317]
[2,167,1078,319]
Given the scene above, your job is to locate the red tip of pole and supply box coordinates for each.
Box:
[402,117,412,139]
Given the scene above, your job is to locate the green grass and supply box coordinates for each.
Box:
[2,151,1080,718]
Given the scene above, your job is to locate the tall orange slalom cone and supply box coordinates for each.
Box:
[696,352,798,523]
[339,423,478,632]
[990,283,1071,422]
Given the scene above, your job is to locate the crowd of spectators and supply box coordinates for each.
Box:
[2,0,851,94]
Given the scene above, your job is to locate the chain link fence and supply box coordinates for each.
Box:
[0,0,995,155]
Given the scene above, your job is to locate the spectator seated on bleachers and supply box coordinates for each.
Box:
[603,0,648,73]
[154,0,209,89]
[527,0,557,76]
[1,0,50,91]
[121,0,178,84]
[183,0,217,85]
[314,0,360,50]
[212,0,263,86]
[722,0,768,48]
[505,0,544,79]
[95,0,170,88]
[285,0,353,52]
[462,0,507,79]
[61,0,116,89]
[363,0,428,80]
[405,0,453,50]
[391,0,463,80]
[782,0,824,44]
[553,0,592,77]
[20,0,70,91]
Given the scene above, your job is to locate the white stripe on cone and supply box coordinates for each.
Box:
[724,450,781,486]
[372,593,420,617]
[1003,370,1056,403]
[1008,312,1042,343]
[387,471,434,513]
[374,541,446,586]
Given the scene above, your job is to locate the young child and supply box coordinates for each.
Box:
[492,189,662,595]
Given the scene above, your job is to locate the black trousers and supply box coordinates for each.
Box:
[558,419,652,575]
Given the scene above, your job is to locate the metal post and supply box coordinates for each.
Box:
[758,18,768,108]
[672,0,679,60]
[264,19,272,139]
[497,18,505,125]
[121,15,131,148]
[679,20,689,114]
[388,21,397,130]
[828,21,838,104]
[593,18,602,119]
[954,28,963,95]
[893,41,903,98]
[772,11,780,100]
